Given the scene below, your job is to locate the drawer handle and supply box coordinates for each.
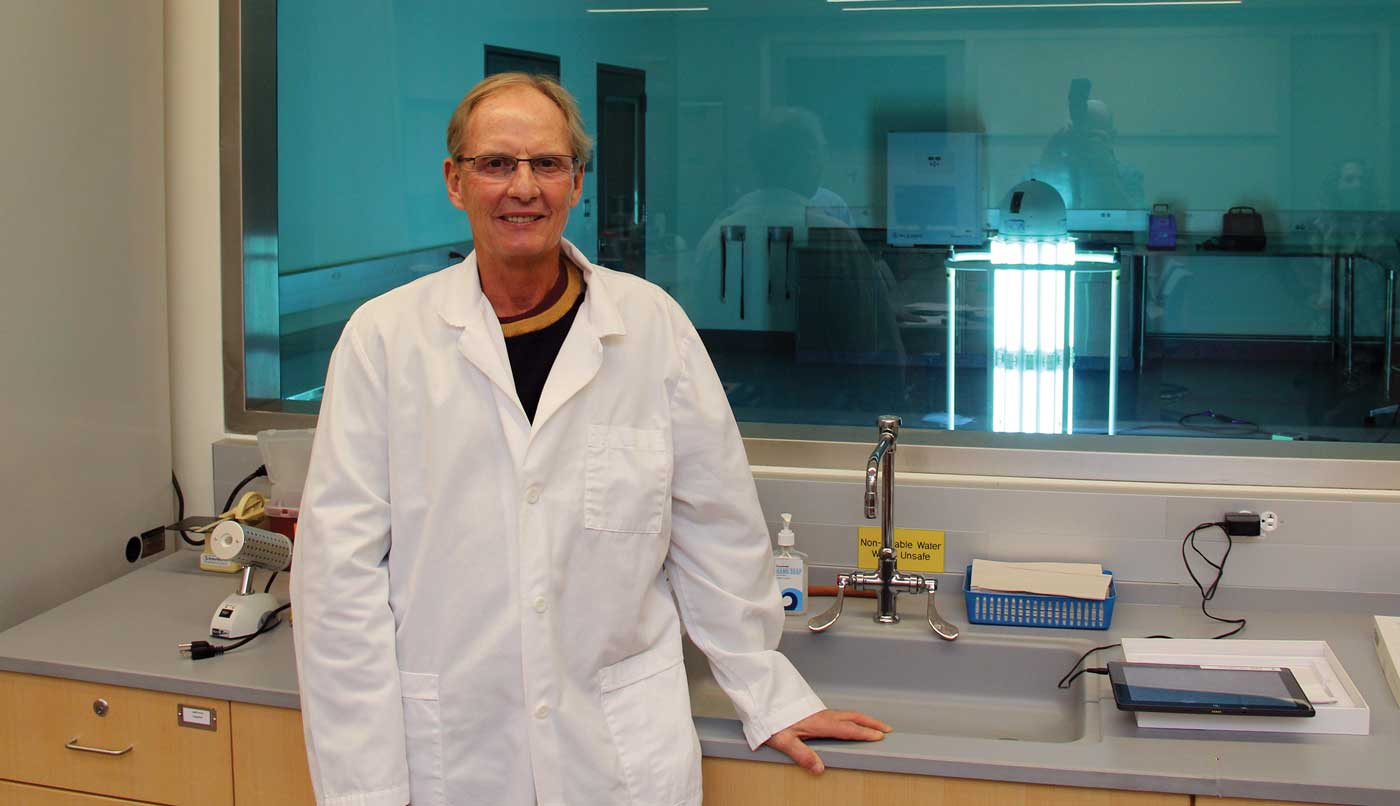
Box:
[65,737,134,756]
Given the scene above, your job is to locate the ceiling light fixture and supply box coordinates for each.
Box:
[586,6,709,12]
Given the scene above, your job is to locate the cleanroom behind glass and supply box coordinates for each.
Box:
[245,0,1400,452]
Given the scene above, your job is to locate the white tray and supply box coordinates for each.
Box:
[1120,638,1370,735]
[1378,616,1400,708]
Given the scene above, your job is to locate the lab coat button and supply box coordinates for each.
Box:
[533,596,547,613]
[535,704,550,719]
[525,486,541,504]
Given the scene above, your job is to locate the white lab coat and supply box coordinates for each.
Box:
[291,239,825,806]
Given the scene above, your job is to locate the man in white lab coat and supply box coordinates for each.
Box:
[290,72,889,806]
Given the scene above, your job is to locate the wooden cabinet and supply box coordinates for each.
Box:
[240,709,1194,806]
[0,779,156,805]
[0,672,1348,806]
[229,702,315,806]
[702,756,1188,805]
[0,672,231,806]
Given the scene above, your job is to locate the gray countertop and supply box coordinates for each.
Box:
[2,551,1397,804]
[0,552,303,708]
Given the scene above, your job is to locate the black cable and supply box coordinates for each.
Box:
[220,603,291,647]
[1176,410,1262,437]
[224,465,269,514]
[1057,637,1172,689]
[263,572,278,593]
[179,603,290,660]
[1182,522,1248,638]
[1058,642,1126,689]
[1059,522,1250,687]
[171,472,204,547]
[173,465,268,548]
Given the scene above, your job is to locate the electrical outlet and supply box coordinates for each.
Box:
[1259,510,1279,533]
[1225,509,1266,540]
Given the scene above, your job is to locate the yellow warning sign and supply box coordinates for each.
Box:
[856,527,945,574]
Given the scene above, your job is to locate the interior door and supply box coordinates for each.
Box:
[484,45,560,78]
[596,64,646,277]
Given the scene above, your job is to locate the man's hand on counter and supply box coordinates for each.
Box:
[764,709,892,775]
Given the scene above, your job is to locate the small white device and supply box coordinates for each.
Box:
[999,178,1068,238]
[207,521,292,639]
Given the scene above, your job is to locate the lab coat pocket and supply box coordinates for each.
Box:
[585,424,670,534]
[399,670,446,806]
[599,641,702,806]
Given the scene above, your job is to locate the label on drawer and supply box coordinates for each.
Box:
[857,527,944,573]
[178,704,217,731]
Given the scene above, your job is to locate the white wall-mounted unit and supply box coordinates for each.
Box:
[887,132,982,247]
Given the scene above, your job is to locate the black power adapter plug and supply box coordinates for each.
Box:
[1223,511,1262,537]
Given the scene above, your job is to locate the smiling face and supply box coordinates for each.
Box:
[443,86,584,273]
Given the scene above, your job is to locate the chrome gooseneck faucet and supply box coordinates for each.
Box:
[809,415,959,640]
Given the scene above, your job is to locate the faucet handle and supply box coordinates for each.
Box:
[807,574,850,633]
[925,578,960,641]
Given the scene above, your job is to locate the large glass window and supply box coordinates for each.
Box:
[224,0,1400,480]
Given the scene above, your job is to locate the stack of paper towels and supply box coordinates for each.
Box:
[970,559,1112,601]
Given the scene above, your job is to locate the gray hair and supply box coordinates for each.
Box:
[446,72,592,168]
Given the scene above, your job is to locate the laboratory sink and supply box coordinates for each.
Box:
[684,604,1096,744]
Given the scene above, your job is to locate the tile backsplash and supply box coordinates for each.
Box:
[214,439,1400,595]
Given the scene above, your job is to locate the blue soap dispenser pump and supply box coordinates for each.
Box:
[774,513,807,615]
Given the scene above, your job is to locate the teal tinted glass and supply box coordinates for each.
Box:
[252,0,1400,447]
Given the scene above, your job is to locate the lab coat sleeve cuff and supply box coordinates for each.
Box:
[318,783,411,806]
[742,693,828,751]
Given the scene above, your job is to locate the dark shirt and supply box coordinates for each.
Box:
[499,261,585,423]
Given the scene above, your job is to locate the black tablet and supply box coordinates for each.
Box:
[1108,661,1316,717]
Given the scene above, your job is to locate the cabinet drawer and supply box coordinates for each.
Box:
[0,672,232,806]
[0,779,157,805]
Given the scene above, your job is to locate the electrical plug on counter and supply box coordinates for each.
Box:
[177,641,224,660]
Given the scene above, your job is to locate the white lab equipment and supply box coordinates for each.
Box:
[946,179,1121,435]
[206,521,292,639]
[256,428,315,517]
[886,131,982,246]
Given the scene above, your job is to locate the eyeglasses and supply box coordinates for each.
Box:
[456,154,578,181]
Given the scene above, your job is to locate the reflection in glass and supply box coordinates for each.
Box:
[1035,78,1144,212]
[242,0,1400,450]
[949,179,1121,435]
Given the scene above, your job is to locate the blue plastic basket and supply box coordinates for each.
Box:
[962,564,1115,630]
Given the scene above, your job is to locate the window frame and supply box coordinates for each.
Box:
[217,0,1400,490]
[222,0,294,434]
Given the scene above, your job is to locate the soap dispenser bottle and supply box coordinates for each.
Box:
[774,513,807,615]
